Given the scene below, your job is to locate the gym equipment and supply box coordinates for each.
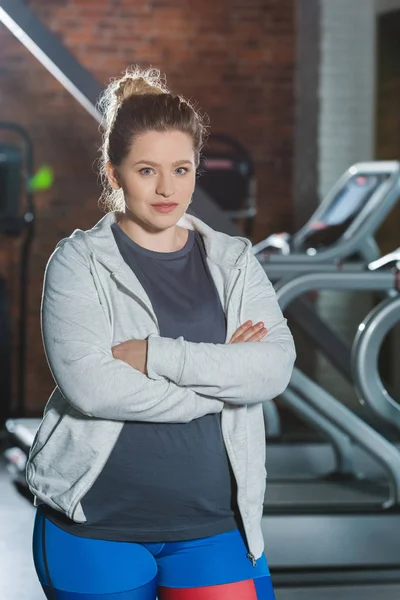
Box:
[255,162,400,439]
[260,254,400,582]
[255,169,400,579]
[199,133,257,239]
[0,123,35,427]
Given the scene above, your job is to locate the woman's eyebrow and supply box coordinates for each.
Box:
[133,159,193,167]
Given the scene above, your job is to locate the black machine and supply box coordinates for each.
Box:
[0,123,35,432]
[199,133,257,239]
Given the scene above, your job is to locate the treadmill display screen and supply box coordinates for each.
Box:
[304,174,384,249]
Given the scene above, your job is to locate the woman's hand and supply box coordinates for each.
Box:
[112,340,148,375]
[229,321,267,344]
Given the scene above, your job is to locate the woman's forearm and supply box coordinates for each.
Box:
[146,329,295,405]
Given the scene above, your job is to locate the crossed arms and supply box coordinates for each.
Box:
[41,240,296,423]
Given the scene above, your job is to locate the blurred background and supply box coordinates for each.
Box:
[1,1,400,599]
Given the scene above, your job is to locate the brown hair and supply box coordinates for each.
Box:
[97,66,209,212]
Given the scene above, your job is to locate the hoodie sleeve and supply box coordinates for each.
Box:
[146,252,296,404]
[41,240,223,422]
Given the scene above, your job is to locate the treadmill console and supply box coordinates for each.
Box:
[299,174,388,250]
[252,161,399,259]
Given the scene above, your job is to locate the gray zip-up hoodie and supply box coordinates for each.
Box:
[26,210,295,561]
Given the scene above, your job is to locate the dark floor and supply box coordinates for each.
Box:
[2,459,400,600]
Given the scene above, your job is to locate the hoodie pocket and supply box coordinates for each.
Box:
[29,407,69,463]
[27,407,121,518]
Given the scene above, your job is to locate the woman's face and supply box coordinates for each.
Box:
[107,129,196,232]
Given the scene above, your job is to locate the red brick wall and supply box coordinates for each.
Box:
[0,0,296,414]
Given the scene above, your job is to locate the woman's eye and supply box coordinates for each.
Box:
[139,167,189,176]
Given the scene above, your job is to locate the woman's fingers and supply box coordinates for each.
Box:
[246,327,268,342]
[229,321,253,343]
[239,322,267,342]
[229,321,267,343]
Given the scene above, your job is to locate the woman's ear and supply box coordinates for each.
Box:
[106,162,121,190]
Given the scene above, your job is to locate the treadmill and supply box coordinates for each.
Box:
[256,161,400,439]
[263,253,400,586]
[250,164,400,583]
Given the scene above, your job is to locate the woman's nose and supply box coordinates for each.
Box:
[156,175,175,198]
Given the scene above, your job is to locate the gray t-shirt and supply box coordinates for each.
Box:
[42,223,242,541]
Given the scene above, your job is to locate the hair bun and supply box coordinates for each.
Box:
[114,67,167,103]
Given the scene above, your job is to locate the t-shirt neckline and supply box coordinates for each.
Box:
[112,222,196,260]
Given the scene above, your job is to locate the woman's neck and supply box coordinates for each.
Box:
[117,215,189,253]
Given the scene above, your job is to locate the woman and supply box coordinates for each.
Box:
[28,67,296,600]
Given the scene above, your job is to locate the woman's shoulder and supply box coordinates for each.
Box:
[45,229,92,278]
[50,212,112,264]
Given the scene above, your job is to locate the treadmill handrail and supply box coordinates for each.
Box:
[253,235,381,263]
[275,271,396,312]
[368,248,400,271]
[352,295,400,431]
[261,261,367,283]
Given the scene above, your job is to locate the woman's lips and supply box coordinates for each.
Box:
[151,203,178,213]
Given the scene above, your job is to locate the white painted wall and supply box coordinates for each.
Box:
[318,0,376,198]
[317,0,400,198]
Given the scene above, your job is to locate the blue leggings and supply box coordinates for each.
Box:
[33,510,275,599]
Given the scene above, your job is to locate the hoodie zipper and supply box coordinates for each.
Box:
[221,265,258,566]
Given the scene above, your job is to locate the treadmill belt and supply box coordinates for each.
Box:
[264,479,389,513]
